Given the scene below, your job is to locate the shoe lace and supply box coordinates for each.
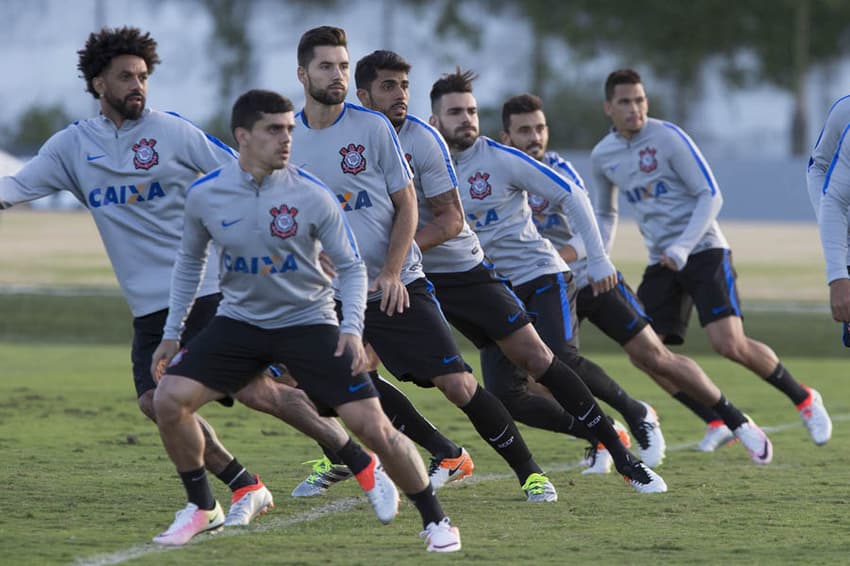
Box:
[634,421,655,450]
[165,505,198,533]
[301,457,332,484]
[427,457,441,476]
[583,445,598,466]
[419,517,450,539]
[522,473,548,495]
[624,462,651,485]
[228,495,251,519]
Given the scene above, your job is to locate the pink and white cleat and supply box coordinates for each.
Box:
[153,501,224,546]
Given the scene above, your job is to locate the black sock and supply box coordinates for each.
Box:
[500,390,595,441]
[372,372,461,459]
[711,395,748,430]
[460,384,541,483]
[215,458,257,492]
[407,483,445,528]
[335,438,372,476]
[765,363,809,405]
[572,356,647,429]
[321,443,345,466]
[538,358,632,467]
[673,392,723,424]
[180,467,216,510]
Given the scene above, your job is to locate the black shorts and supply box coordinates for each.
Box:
[512,272,579,359]
[637,248,742,345]
[427,262,533,349]
[131,293,221,397]
[359,278,469,388]
[577,273,650,346]
[166,317,377,408]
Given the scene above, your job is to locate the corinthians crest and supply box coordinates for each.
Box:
[340,143,367,175]
[132,138,159,170]
[269,204,298,239]
[528,194,549,213]
[468,172,491,200]
[639,146,658,173]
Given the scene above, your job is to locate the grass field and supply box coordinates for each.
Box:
[2,211,848,564]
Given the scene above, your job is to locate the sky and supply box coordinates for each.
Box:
[2,0,850,158]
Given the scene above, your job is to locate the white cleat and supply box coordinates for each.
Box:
[225,477,274,526]
[153,501,224,546]
[621,461,668,494]
[582,420,631,475]
[631,402,666,467]
[733,418,773,465]
[797,387,832,446]
[420,517,461,552]
[361,455,399,525]
[696,420,737,452]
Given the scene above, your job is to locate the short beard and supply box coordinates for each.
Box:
[447,131,476,151]
[103,91,145,121]
[308,80,346,106]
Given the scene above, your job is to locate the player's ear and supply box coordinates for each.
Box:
[500,131,510,144]
[428,115,437,127]
[355,88,369,106]
[93,76,105,97]
[233,126,249,147]
[296,66,307,86]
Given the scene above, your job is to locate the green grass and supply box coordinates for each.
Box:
[2,305,850,564]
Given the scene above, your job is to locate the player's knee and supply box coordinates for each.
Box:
[137,389,157,422]
[152,382,185,424]
[711,336,745,361]
[434,372,477,405]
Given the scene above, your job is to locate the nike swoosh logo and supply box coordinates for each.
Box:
[576,405,595,422]
[711,305,728,315]
[86,154,106,161]
[609,163,620,172]
[757,440,770,461]
[507,311,522,323]
[442,355,460,364]
[488,425,509,442]
[348,381,369,393]
[222,219,243,228]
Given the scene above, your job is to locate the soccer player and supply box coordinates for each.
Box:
[428,68,666,492]
[501,93,773,464]
[0,26,381,530]
[807,95,850,336]
[591,69,831,447]
[149,89,460,551]
[290,26,564,502]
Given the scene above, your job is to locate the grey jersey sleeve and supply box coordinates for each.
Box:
[590,151,619,254]
[820,125,850,283]
[663,126,723,269]
[163,188,213,340]
[0,130,80,208]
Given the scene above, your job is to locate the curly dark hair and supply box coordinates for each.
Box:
[77,26,161,99]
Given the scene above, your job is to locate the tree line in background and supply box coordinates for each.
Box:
[3,0,850,156]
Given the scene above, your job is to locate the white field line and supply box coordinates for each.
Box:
[73,413,848,566]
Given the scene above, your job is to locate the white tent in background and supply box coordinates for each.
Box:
[0,148,23,176]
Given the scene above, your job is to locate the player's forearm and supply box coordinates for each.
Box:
[336,258,368,336]
[819,190,850,284]
[162,251,207,340]
[384,185,419,276]
[666,190,723,268]
[414,207,463,252]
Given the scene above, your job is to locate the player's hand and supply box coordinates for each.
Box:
[369,271,410,315]
[588,271,617,296]
[335,332,368,375]
[829,278,850,322]
[660,254,680,271]
[318,251,337,279]
[150,339,180,383]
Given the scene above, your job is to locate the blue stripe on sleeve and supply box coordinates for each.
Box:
[406,115,458,187]
[546,152,585,190]
[164,111,238,158]
[485,138,572,193]
[662,122,717,196]
[812,94,850,152]
[823,123,850,195]
[187,167,222,194]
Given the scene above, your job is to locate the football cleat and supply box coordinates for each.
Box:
[631,402,666,467]
[734,418,773,465]
[696,420,737,452]
[224,476,274,526]
[290,456,353,497]
[582,420,631,475]
[797,387,832,446]
[153,501,224,546]
[355,454,400,525]
[522,472,558,502]
[428,447,474,489]
[420,517,461,553]
[620,460,668,494]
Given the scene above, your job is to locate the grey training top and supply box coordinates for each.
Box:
[399,114,484,273]
[530,151,594,289]
[591,117,727,269]
[808,95,850,278]
[0,108,235,316]
[454,136,614,286]
[291,102,423,301]
[163,160,367,340]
